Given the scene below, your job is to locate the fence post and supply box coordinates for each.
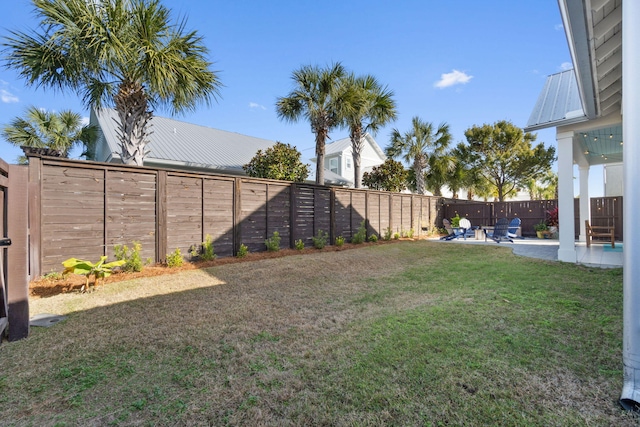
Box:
[290,183,297,249]
[8,165,29,341]
[234,177,242,255]
[27,157,42,279]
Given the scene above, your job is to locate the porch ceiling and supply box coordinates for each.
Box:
[527,0,623,167]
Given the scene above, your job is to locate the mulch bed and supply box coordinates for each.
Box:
[29,239,424,298]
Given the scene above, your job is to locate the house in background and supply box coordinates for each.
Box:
[90,108,278,175]
[311,133,387,188]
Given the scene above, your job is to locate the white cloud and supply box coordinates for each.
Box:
[434,70,473,89]
[559,62,573,71]
[1,89,19,103]
[555,23,564,31]
[81,116,90,126]
[249,102,266,110]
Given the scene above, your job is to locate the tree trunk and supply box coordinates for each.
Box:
[414,159,425,195]
[114,80,152,166]
[315,131,326,186]
[351,128,364,188]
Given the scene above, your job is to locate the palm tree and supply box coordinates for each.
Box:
[2,106,96,164]
[342,74,397,188]
[276,63,348,185]
[2,0,221,166]
[386,117,452,195]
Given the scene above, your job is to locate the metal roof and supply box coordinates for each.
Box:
[525,69,586,131]
[92,108,277,172]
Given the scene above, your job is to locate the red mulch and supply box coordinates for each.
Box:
[29,240,414,299]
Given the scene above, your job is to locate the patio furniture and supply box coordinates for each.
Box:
[458,218,477,240]
[585,220,615,248]
[507,217,524,239]
[484,218,513,243]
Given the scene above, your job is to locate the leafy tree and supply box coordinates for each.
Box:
[243,142,310,182]
[386,117,452,195]
[2,106,96,164]
[342,73,397,188]
[462,120,556,201]
[527,170,558,200]
[276,63,349,185]
[362,159,408,192]
[2,0,221,166]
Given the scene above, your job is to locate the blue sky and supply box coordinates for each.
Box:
[0,0,604,195]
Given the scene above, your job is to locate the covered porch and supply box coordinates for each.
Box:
[525,0,638,411]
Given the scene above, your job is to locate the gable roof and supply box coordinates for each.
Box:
[324,133,387,160]
[91,108,276,173]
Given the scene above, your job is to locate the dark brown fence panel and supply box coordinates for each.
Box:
[334,189,352,240]
[390,195,402,234]
[166,175,203,256]
[105,170,157,261]
[380,194,390,237]
[41,165,105,273]
[203,177,235,257]
[367,193,381,237]
[400,195,412,234]
[314,188,331,240]
[267,183,291,248]
[6,165,29,341]
[591,196,623,240]
[239,181,268,252]
[293,185,315,245]
[351,191,366,234]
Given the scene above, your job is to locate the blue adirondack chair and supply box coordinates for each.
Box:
[507,217,525,239]
[484,218,513,243]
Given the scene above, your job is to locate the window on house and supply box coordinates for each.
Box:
[346,158,352,169]
[329,158,338,174]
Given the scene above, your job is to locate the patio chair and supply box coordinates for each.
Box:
[585,220,615,248]
[458,218,477,240]
[484,218,513,243]
[440,219,460,240]
[507,217,524,239]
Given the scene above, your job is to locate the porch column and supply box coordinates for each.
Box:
[556,130,576,263]
[578,165,590,241]
[620,0,640,411]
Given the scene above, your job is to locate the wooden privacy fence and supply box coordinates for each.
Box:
[442,197,623,240]
[25,156,442,278]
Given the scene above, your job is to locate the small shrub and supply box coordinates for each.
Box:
[383,227,393,241]
[62,256,125,289]
[312,230,328,249]
[114,241,144,272]
[237,244,249,258]
[201,234,216,261]
[265,231,281,252]
[393,232,400,240]
[406,228,414,239]
[335,235,345,247]
[451,214,461,228]
[166,248,183,268]
[368,234,378,242]
[351,220,367,244]
[43,271,63,280]
[238,244,249,257]
[294,239,305,250]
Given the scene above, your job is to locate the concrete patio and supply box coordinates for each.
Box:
[438,236,623,269]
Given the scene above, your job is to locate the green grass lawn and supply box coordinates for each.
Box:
[0,241,634,426]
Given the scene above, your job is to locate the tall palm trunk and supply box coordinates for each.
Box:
[414,156,426,195]
[350,126,364,188]
[114,80,152,166]
[315,131,326,186]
